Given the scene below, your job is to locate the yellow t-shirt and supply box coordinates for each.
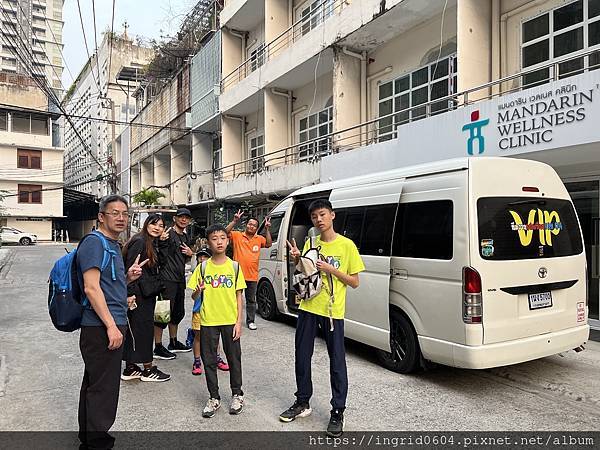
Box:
[187,257,246,326]
[299,234,365,319]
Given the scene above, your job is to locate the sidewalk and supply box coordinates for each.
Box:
[0,248,12,274]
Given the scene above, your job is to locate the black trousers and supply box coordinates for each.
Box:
[78,325,126,449]
[155,280,186,329]
[294,310,348,411]
[244,281,258,324]
[200,325,243,399]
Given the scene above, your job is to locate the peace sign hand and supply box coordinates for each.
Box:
[286,238,301,259]
[233,209,243,223]
[265,216,272,229]
[160,227,172,241]
[127,254,149,282]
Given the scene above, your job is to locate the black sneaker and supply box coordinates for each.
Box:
[279,401,312,422]
[168,340,192,353]
[327,409,344,437]
[140,366,171,382]
[121,364,143,381]
[154,344,176,360]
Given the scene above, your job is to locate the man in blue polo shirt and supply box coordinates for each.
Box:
[77,195,146,449]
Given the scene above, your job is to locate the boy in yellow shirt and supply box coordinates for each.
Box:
[187,224,246,417]
[280,199,364,437]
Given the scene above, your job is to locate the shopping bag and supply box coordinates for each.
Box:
[154,296,171,324]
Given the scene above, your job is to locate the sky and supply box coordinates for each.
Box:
[61,0,199,89]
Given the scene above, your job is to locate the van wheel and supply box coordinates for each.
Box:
[19,237,31,246]
[257,281,278,321]
[377,310,421,374]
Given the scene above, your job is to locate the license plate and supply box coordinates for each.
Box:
[528,292,553,310]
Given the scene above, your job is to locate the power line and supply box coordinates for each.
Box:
[76,0,101,93]
[107,0,116,86]
[42,9,77,85]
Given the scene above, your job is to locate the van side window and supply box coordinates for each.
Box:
[338,207,365,250]
[259,214,284,242]
[393,200,453,260]
[361,205,396,256]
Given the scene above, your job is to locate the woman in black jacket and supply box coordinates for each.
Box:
[121,214,170,382]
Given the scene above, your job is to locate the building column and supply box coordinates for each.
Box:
[222,28,244,91]
[140,158,154,196]
[191,133,214,204]
[153,151,170,205]
[265,0,289,45]
[221,116,243,179]
[264,89,289,167]
[333,48,362,149]
[171,143,190,206]
[130,163,141,197]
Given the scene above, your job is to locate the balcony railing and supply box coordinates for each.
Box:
[215,49,600,181]
[221,0,344,91]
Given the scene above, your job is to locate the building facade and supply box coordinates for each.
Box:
[0,73,63,240]
[0,0,64,94]
[63,32,153,198]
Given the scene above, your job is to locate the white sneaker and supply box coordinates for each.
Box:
[202,398,221,418]
[248,322,257,330]
[229,394,244,415]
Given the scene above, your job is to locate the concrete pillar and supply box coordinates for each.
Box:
[457,0,492,100]
[221,116,243,179]
[153,152,170,205]
[265,0,289,59]
[222,28,244,91]
[191,133,214,203]
[171,143,190,206]
[130,163,141,196]
[333,48,361,150]
[264,89,289,167]
[140,158,154,192]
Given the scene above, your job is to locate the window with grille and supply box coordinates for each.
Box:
[0,111,7,131]
[377,55,457,141]
[17,149,42,169]
[248,134,264,172]
[250,43,266,72]
[18,184,42,204]
[521,0,600,87]
[298,106,333,161]
[299,0,334,37]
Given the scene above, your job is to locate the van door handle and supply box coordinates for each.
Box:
[391,268,408,279]
[270,249,278,259]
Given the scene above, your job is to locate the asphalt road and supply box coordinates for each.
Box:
[0,245,599,432]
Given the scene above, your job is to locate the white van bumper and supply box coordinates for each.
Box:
[419,324,590,370]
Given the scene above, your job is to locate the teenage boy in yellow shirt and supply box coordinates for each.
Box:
[281,199,365,437]
[188,224,246,418]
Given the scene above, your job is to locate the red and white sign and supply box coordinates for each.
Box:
[577,301,586,323]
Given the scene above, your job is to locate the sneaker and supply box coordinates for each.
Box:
[140,366,171,382]
[279,401,312,422]
[229,394,244,415]
[154,344,176,360]
[168,340,192,353]
[192,360,203,376]
[247,322,257,330]
[121,364,143,381]
[202,398,221,418]
[185,328,194,348]
[326,409,344,437]
[216,354,229,371]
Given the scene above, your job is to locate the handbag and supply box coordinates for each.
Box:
[138,275,163,298]
[154,295,171,324]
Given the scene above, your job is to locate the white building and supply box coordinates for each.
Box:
[0,73,63,240]
[0,0,64,94]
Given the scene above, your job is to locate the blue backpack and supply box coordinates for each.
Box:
[48,231,118,332]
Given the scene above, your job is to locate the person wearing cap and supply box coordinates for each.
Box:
[154,207,194,360]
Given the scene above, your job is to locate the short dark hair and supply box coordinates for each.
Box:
[99,194,128,212]
[206,224,228,238]
[247,216,259,226]
[308,199,333,214]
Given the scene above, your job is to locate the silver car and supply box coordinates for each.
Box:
[0,227,37,246]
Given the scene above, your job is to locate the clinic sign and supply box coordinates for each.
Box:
[394,70,600,164]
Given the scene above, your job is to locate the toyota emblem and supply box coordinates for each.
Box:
[538,267,548,279]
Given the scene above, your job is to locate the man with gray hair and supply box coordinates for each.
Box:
[77,195,146,449]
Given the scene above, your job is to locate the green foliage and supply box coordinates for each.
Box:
[132,188,165,206]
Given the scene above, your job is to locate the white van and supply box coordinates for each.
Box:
[255,157,589,373]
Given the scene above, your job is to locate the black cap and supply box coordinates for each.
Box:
[175,208,192,217]
[197,246,212,257]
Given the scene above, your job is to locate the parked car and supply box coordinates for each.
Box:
[0,227,37,246]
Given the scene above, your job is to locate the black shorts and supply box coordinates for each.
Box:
[155,280,186,329]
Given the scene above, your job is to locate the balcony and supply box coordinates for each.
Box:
[215,49,600,198]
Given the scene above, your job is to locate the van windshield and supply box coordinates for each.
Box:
[477,197,583,260]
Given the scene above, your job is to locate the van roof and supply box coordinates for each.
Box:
[291,157,476,197]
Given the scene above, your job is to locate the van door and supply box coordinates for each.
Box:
[329,179,404,351]
[475,196,586,344]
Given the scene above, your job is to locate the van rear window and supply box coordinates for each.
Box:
[477,197,583,260]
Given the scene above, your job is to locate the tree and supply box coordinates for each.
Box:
[132,188,165,206]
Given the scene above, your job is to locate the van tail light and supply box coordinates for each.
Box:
[585,262,589,308]
[463,267,482,324]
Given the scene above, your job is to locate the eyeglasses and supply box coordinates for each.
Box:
[102,211,130,219]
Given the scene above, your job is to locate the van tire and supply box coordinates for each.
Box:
[377,310,421,374]
[257,281,278,321]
